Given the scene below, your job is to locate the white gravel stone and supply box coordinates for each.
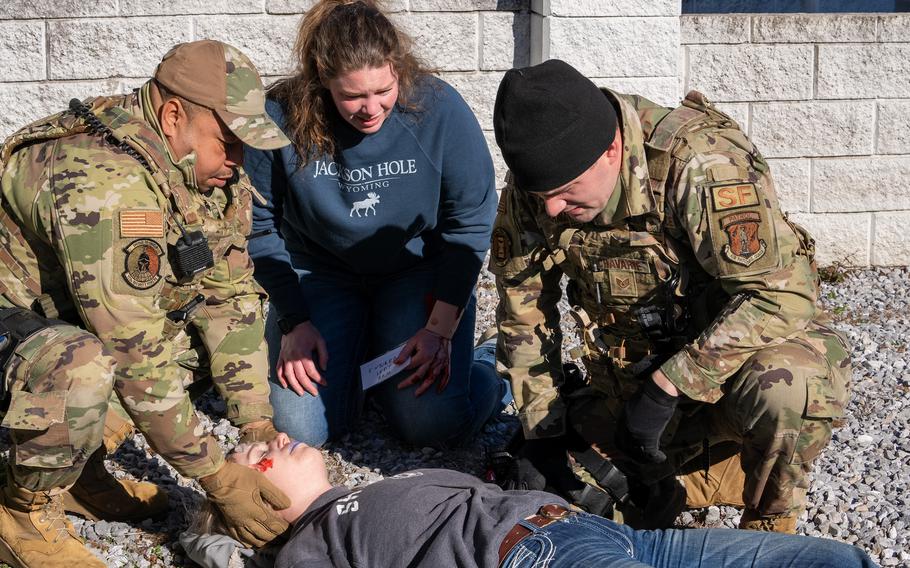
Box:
[3,261,906,567]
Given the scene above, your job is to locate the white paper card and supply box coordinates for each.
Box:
[360,343,410,390]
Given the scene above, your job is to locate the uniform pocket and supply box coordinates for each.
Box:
[805,374,844,419]
[2,389,74,468]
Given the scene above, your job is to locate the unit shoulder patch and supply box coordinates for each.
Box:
[123,239,164,289]
[492,227,512,267]
[720,211,766,266]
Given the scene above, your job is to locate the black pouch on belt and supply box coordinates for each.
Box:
[0,308,65,397]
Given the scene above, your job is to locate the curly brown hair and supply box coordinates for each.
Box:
[269,0,433,165]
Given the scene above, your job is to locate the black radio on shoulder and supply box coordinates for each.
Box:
[172,229,215,281]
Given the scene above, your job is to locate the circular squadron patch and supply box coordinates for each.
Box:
[123,239,164,289]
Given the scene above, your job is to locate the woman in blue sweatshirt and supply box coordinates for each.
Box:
[244,0,504,448]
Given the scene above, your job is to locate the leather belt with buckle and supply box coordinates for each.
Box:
[497,504,575,565]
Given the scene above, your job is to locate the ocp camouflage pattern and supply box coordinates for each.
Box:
[491,89,851,518]
[0,86,272,483]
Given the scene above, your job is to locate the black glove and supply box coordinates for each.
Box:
[488,432,584,492]
[616,378,678,464]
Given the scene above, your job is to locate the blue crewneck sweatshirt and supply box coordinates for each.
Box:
[245,77,496,321]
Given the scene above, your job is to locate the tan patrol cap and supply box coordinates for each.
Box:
[154,39,290,150]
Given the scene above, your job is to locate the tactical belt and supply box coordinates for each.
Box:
[498,504,575,565]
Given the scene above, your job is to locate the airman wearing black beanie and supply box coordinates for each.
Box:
[493,59,618,193]
[489,57,847,537]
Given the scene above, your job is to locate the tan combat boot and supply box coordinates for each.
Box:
[0,482,106,568]
[62,447,168,522]
[739,509,799,534]
[680,450,746,509]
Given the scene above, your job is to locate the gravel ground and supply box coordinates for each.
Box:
[0,266,906,567]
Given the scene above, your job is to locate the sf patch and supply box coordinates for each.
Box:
[720,211,766,266]
[710,183,759,212]
[492,227,512,267]
[123,239,164,289]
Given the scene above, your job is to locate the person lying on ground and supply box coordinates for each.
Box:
[181,433,875,568]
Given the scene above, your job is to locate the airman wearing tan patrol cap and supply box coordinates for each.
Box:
[0,40,289,567]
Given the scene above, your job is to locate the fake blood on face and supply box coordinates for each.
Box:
[253,457,274,472]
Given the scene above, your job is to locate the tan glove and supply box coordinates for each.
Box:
[198,462,291,547]
[238,420,281,445]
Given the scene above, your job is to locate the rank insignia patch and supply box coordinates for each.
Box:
[492,228,511,266]
[123,239,164,289]
[720,211,767,266]
[608,269,638,297]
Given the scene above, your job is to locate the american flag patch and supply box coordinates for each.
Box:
[119,210,164,238]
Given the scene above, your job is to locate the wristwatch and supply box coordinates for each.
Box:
[277,313,309,335]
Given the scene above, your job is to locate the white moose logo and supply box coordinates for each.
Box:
[350,192,380,217]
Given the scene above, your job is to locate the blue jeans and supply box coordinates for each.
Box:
[502,513,875,568]
[266,259,509,448]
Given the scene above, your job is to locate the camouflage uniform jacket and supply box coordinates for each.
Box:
[492,90,833,439]
[0,87,272,478]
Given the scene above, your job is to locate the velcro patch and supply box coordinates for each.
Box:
[710,183,759,212]
[601,258,649,273]
[720,211,766,266]
[123,239,164,290]
[608,269,638,297]
[120,209,164,238]
[491,227,512,267]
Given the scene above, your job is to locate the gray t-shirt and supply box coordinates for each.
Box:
[275,468,568,568]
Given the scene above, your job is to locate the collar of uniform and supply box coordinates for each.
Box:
[139,81,201,192]
[591,89,658,227]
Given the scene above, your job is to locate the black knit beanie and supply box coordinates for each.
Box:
[493,59,617,193]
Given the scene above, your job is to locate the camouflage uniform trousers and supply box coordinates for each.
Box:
[1,324,115,493]
[570,321,851,518]
[1,319,247,494]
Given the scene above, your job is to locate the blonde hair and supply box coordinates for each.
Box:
[269,0,432,165]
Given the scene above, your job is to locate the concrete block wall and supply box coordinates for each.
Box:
[682,14,910,266]
[0,0,533,177]
[2,4,907,266]
[533,0,681,108]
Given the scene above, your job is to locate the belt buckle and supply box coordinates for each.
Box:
[538,504,572,522]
